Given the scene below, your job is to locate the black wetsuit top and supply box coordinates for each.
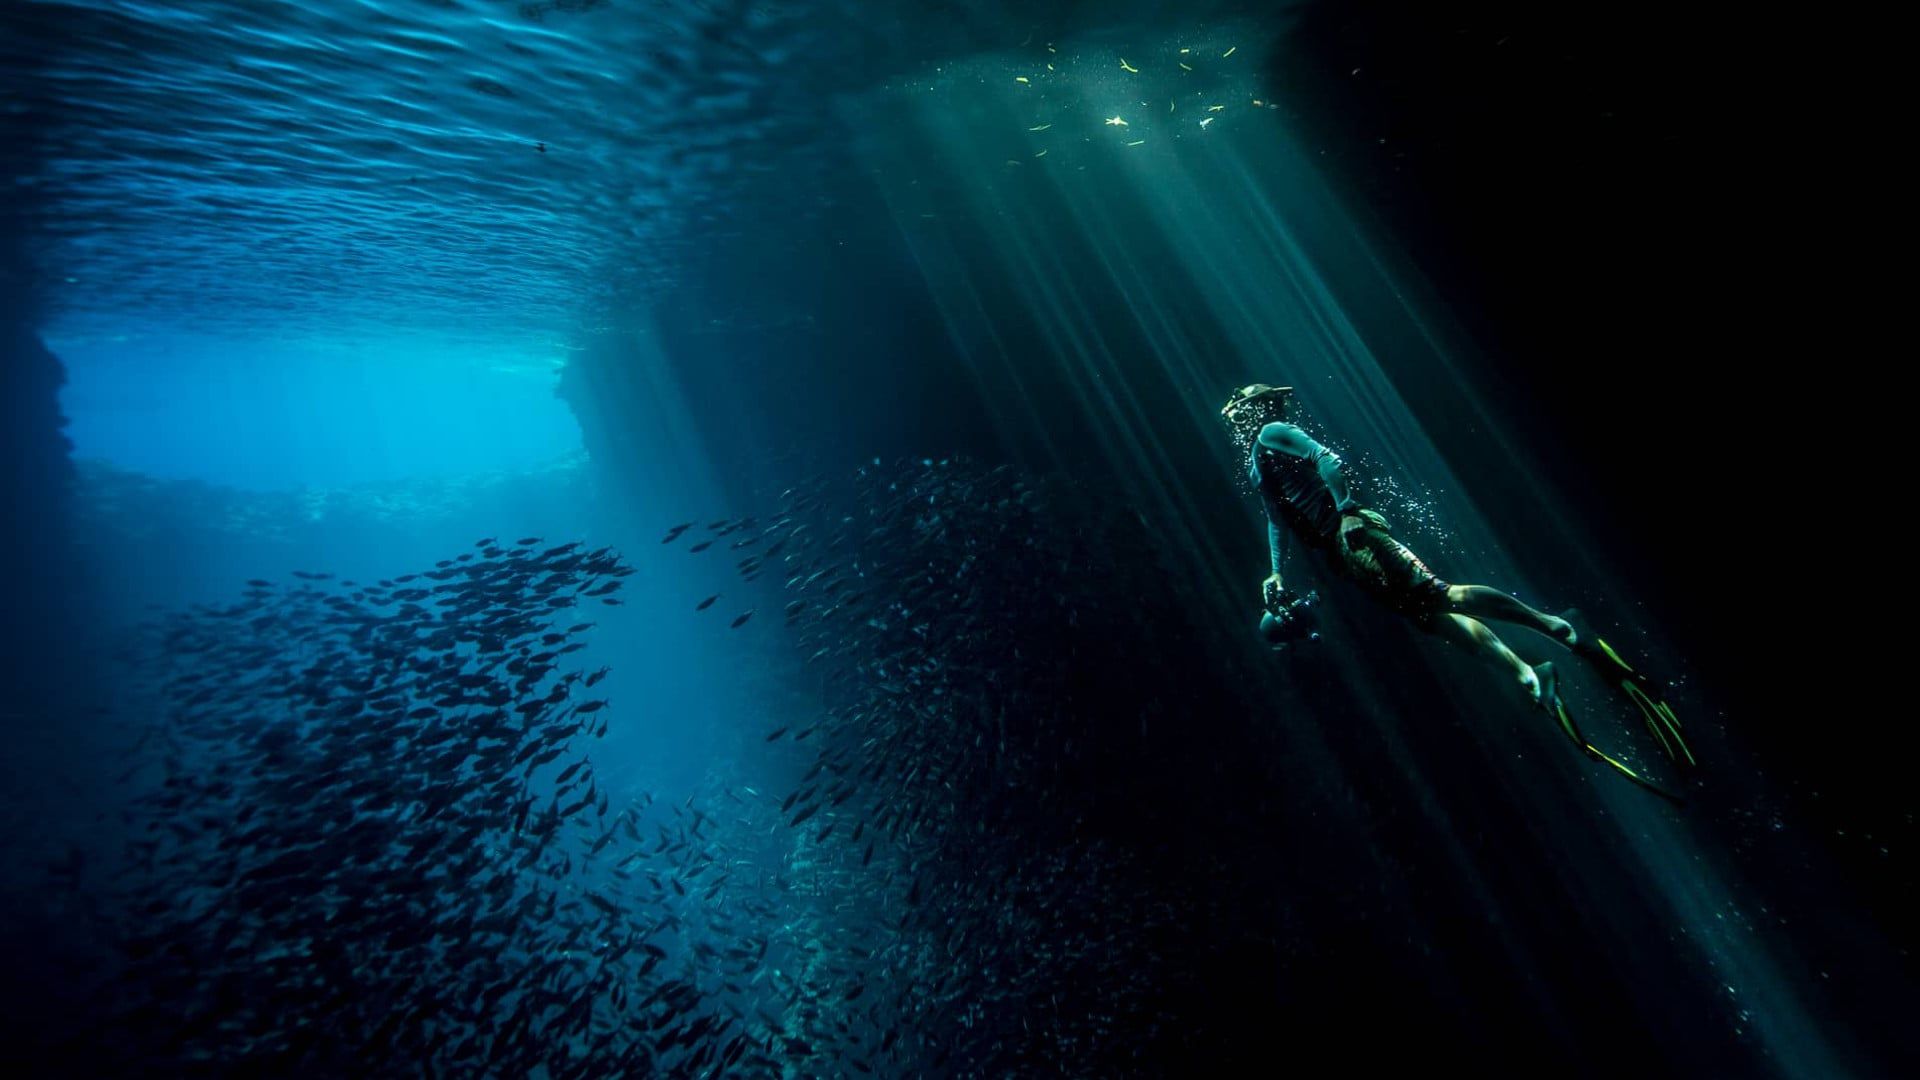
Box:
[1249,422,1359,573]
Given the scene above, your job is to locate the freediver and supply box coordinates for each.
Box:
[1219,383,1692,798]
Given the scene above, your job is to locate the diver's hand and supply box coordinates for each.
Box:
[1338,513,1363,542]
[1342,508,1392,533]
[1261,574,1286,615]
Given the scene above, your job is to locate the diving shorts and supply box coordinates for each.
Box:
[1334,509,1452,620]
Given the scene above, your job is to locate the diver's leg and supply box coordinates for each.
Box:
[1445,583,1688,760]
[1340,524,1557,708]
[1335,524,1564,646]
[1442,585,1573,646]
[1424,613,1544,705]
[1426,613,1585,749]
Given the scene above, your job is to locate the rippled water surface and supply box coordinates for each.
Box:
[7,0,1284,353]
[7,0,884,348]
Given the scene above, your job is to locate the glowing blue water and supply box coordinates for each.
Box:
[11,0,863,483]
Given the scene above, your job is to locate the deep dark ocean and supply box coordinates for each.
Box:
[2,1,1910,1077]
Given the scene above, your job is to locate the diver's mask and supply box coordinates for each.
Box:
[1220,383,1294,446]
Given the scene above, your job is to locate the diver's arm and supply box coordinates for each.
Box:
[1249,442,1282,585]
[1260,499,1288,613]
[1316,449,1359,514]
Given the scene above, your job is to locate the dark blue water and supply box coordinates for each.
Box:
[2,2,1909,1077]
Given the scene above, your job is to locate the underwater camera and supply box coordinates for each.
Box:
[1259,590,1322,649]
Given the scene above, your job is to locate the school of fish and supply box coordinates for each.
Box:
[74,456,1270,1076]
